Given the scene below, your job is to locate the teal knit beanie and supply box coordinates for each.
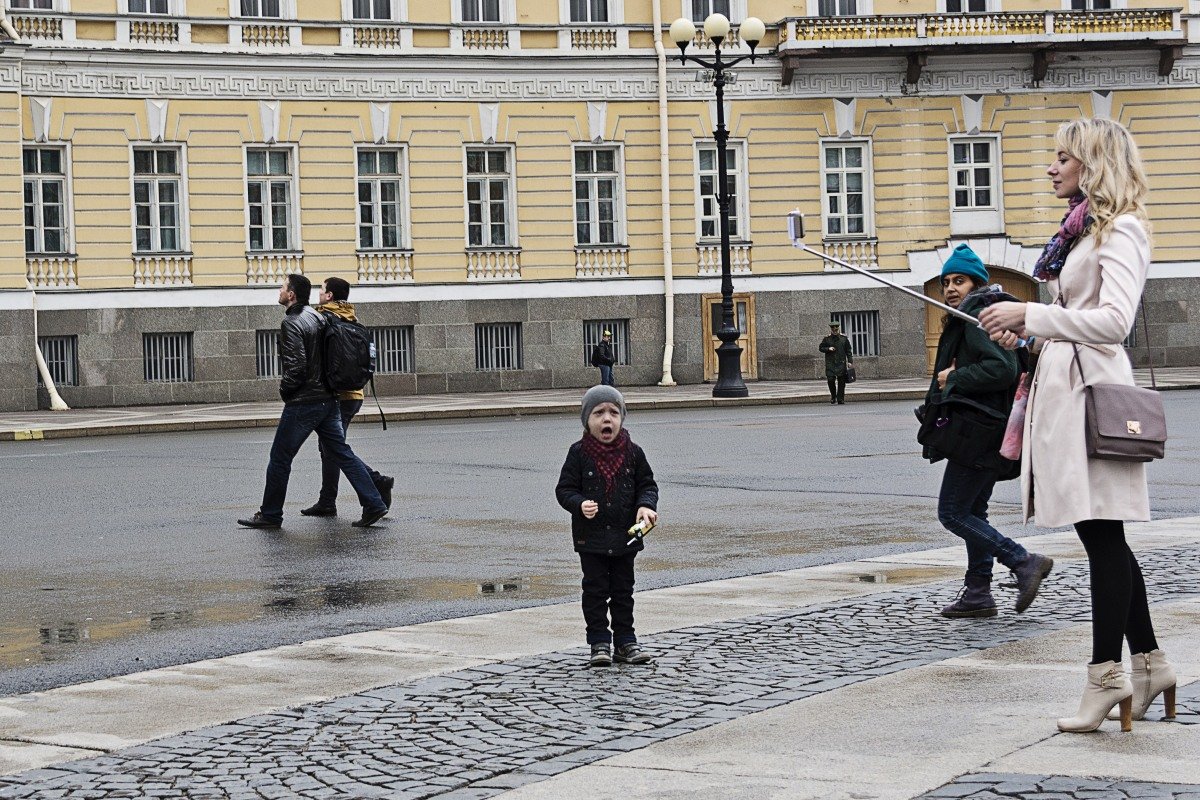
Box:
[941,244,989,285]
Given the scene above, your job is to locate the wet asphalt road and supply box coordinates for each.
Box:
[3,393,1198,696]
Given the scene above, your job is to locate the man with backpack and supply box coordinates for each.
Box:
[590,329,616,386]
[301,276,394,518]
[238,274,388,529]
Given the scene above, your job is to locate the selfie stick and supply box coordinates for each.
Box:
[786,210,983,328]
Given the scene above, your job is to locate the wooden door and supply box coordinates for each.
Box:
[702,293,757,381]
[923,267,1038,374]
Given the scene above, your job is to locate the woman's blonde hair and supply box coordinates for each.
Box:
[1055,117,1150,243]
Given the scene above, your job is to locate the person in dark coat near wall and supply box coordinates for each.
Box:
[590,329,617,386]
[819,321,853,404]
[556,386,658,668]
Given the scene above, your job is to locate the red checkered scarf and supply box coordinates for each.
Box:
[581,429,630,499]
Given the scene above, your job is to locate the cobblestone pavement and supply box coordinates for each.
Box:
[919,773,1200,799]
[2,547,1198,800]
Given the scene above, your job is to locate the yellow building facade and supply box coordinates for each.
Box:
[0,0,1196,409]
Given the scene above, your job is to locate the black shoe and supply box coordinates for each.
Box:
[614,642,653,665]
[237,512,281,529]
[941,576,998,619]
[588,643,612,668]
[352,508,387,528]
[837,400,845,405]
[1013,553,1054,613]
[830,398,837,405]
[300,503,337,517]
[375,476,394,510]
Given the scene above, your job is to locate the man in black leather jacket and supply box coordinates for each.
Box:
[238,274,388,529]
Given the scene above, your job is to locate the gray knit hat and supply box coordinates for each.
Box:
[581,385,626,427]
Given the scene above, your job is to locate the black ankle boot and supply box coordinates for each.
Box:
[941,575,997,618]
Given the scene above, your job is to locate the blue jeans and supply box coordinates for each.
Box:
[598,365,615,386]
[317,400,384,506]
[259,399,386,523]
[937,460,1028,580]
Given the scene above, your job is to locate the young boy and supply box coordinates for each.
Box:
[556,386,659,667]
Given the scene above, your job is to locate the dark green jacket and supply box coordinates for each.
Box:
[924,290,1019,415]
[819,334,853,379]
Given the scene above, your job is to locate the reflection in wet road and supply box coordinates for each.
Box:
[3,394,1198,695]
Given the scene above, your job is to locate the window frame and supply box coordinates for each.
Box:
[356,146,410,252]
[231,0,295,20]
[684,0,742,23]
[142,331,195,383]
[830,310,881,357]
[244,145,301,254]
[573,144,625,247]
[463,145,517,249]
[121,0,181,14]
[938,0,990,11]
[37,335,78,387]
[947,134,1005,236]
[371,325,415,374]
[8,0,64,10]
[474,322,523,371]
[255,329,281,379]
[805,0,872,15]
[563,0,614,23]
[583,319,631,367]
[22,143,74,256]
[130,144,189,254]
[454,0,513,24]
[819,138,875,240]
[948,135,1001,212]
[694,140,750,244]
[1064,0,1123,9]
[342,0,404,21]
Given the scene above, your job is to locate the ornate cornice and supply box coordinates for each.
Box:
[10,47,1200,101]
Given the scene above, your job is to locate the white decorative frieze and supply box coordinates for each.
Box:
[960,94,984,134]
[575,246,628,278]
[370,101,391,144]
[246,252,302,284]
[586,101,606,143]
[833,98,857,137]
[479,103,499,144]
[27,255,77,289]
[133,253,192,286]
[697,243,752,276]
[259,99,281,144]
[357,251,413,283]
[1091,90,1113,119]
[30,97,52,143]
[146,98,169,143]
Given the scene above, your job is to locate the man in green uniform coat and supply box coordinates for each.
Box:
[819,321,854,405]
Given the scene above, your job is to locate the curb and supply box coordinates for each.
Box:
[3,382,1196,442]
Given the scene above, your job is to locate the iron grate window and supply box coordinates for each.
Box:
[582,319,630,367]
[831,310,880,357]
[255,329,281,379]
[371,326,414,374]
[37,335,78,387]
[475,323,522,371]
[143,332,194,382]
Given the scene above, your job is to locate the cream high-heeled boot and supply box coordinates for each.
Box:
[1107,650,1177,722]
[1057,661,1133,733]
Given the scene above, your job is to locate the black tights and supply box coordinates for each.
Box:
[1075,519,1158,664]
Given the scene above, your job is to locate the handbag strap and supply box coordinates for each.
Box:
[1060,292,1157,391]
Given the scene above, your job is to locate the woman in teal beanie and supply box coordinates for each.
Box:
[924,244,1054,619]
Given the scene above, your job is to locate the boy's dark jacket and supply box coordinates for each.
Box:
[555,439,658,555]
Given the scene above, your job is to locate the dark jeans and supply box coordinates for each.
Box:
[579,551,637,645]
[1075,519,1159,665]
[827,375,846,402]
[937,460,1028,580]
[317,399,384,506]
[598,365,615,386]
[259,399,386,523]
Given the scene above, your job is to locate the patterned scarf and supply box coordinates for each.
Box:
[1032,193,1092,282]
[581,429,630,499]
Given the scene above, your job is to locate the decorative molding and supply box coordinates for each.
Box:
[145,98,168,143]
[370,101,391,144]
[1091,89,1113,119]
[833,97,856,137]
[11,51,1200,102]
[479,102,499,143]
[258,99,280,144]
[707,98,732,133]
[30,96,52,143]
[586,100,606,143]
[960,94,984,134]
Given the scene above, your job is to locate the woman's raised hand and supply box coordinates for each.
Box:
[979,302,1028,341]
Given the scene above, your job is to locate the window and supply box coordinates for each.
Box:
[583,320,630,366]
[821,141,872,238]
[569,0,608,22]
[831,311,880,357]
[691,0,729,21]
[466,147,514,248]
[817,0,857,15]
[128,0,170,12]
[143,332,194,382]
[351,0,392,19]
[240,0,282,17]
[372,326,414,374]
[946,0,986,10]
[574,147,621,246]
[133,148,183,253]
[255,330,280,378]
[475,323,522,371]
[38,336,77,387]
[357,149,406,251]
[951,139,997,210]
[9,1,56,8]
[697,144,746,241]
[461,0,500,22]
[246,149,295,252]
[1071,0,1111,8]
[23,147,68,255]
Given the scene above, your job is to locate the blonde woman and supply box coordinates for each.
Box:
[980,118,1175,733]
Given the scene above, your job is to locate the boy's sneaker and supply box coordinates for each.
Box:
[588,643,612,668]
[614,642,652,665]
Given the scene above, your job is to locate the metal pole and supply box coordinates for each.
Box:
[710,42,748,398]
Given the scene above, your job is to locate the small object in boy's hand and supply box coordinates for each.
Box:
[627,519,655,546]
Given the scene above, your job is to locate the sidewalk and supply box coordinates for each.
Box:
[5,367,1200,441]
[1,518,1197,799]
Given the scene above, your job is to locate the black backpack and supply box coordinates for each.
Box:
[320,312,375,393]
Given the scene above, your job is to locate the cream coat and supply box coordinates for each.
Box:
[1021,214,1151,528]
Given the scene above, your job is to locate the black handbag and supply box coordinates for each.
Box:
[845,364,857,383]
[917,394,1009,471]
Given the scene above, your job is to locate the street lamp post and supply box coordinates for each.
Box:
[670,13,765,399]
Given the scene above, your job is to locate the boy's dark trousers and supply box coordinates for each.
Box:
[579,551,637,645]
